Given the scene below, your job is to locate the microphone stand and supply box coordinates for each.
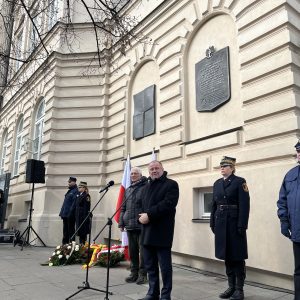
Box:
[93,184,139,300]
[66,187,113,300]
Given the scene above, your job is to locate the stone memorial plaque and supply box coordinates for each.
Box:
[133,85,156,140]
[195,46,231,112]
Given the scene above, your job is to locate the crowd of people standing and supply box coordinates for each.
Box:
[58,140,300,300]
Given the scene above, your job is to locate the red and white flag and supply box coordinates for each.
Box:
[151,148,156,162]
[114,155,131,223]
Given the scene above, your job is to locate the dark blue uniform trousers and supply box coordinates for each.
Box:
[293,242,300,300]
[143,245,172,300]
[62,217,75,244]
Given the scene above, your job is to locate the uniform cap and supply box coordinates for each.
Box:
[220,156,236,167]
[78,181,87,187]
[295,140,300,151]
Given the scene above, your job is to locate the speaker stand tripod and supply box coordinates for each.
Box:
[16,183,46,250]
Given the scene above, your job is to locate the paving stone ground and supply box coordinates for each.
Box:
[0,244,294,300]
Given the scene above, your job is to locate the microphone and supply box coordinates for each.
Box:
[99,180,114,193]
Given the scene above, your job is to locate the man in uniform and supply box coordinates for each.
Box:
[59,176,78,244]
[277,140,300,299]
[210,156,250,300]
[138,160,179,300]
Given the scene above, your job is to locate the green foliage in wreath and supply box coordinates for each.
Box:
[95,251,125,267]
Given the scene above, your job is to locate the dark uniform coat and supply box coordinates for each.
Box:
[210,174,250,260]
[59,185,78,219]
[278,165,300,242]
[75,192,91,237]
[141,171,179,248]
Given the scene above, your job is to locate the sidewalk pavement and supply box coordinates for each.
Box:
[0,244,294,300]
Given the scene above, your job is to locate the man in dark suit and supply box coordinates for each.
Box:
[59,177,78,244]
[138,161,179,300]
[210,156,250,300]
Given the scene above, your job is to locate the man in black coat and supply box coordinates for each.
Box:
[59,177,78,244]
[210,157,250,300]
[138,161,179,300]
[119,167,148,284]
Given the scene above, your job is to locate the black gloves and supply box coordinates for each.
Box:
[237,228,246,236]
[281,222,291,239]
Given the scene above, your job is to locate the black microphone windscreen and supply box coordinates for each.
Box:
[109,180,114,187]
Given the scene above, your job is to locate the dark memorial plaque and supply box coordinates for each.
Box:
[195,46,231,112]
[133,85,156,140]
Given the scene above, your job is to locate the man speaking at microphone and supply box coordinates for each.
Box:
[138,161,179,300]
[119,167,148,284]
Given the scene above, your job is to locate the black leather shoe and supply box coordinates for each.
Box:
[230,289,244,300]
[137,296,159,300]
[136,274,148,285]
[219,287,235,298]
[125,273,138,283]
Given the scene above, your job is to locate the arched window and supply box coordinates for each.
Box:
[0,131,9,175]
[48,0,58,30]
[33,100,45,160]
[13,117,24,176]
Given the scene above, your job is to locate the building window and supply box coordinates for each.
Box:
[33,100,45,160]
[194,188,213,220]
[0,131,9,175]
[15,30,23,71]
[48,0,58,30]
[29,11,42,52]
[13,118,24,176]
[10,12,25,74]
[133,85,156,140]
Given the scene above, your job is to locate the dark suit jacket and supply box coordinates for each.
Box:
[75,192,91,237]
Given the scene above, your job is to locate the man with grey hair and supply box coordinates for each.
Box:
[119,167,148,284]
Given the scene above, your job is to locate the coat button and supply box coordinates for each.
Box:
[224,196,226,198]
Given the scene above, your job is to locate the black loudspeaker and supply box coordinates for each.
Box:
[25,159,45,183]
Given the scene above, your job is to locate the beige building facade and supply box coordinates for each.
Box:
[0,0,300,290]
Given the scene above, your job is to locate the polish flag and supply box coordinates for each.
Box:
[151,148,156,161]
[114,155,131,223]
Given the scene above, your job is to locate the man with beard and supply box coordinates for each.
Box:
[119,167,148,284]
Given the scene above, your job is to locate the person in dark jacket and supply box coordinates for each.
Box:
[277,140,300,299]
[75,181,91,245]
[0,189,4,204]
[119,167,148,284]
[138,160,179,300]
[59,177,78,244]
[210,156,250,300]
